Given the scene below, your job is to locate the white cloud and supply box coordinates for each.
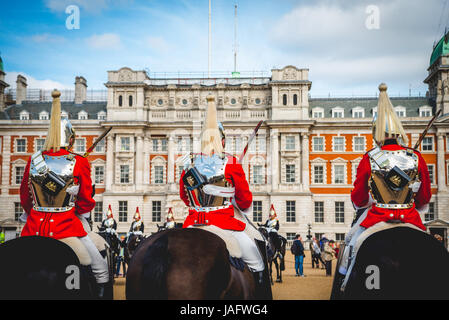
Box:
[86,33,121,50]
[44,0,131,13]
[30,33,66,43]
[5,72,71,90]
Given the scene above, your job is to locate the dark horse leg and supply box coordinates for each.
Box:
[126,228,271,300]
[332,227,449,300]
[0,236,96,299]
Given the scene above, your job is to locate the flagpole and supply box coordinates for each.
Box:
[208,0,211,78]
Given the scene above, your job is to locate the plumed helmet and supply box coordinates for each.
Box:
[106,204,113,218]
[133,207,141,221]
[269,204,277,218]
[166,208,174,221]
[61,118,75,149]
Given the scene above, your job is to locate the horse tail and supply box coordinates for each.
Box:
[280,238,286,271]
[141,232,170,299]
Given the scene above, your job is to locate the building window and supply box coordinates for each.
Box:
[120,165,130,184]
[94,140,105,153]
[253,201,263,223]
[314,201,324,223]
[395,107,406,118]
[78,111,88,120]
[313,165,324,184]
[332,108,344,118]
[333,137,345,152]
[425,202,435,222]
[336,233,346,242]
[293,94,298,105]
[152,139,159,152]
[35,138,45,152]
[97,112,106,120]
[16,139,26,153]
[333,165,345,184]
[15,166,25,185]
[312,108,324,118]
[94,202,103,222]
[252,165,264,184]
[75,139,85,153]
[353,136,366,152]
[154,166,164,184]
[422,137,433,151]
[427,164,435,184]
[285,136,296,150]
[14,202,23,221]
[282,94,287,106]
[121,137,130,151]
[286,201,296,222]
[286,164,296,183]
[20,111,29,120]
[286,233,296,241]
[352,108,364,118]
[95,166,105,184]
[119,95,123,107]
[39,111,49,120]
[312,136,324,152]
[419,107,432,117]
[129,95,133,107]
[119,201,128,222]
[335,201,345,223]
[152,201,162,222]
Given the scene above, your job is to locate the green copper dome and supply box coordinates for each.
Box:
[430,32,449,66]
[0,55,3,73]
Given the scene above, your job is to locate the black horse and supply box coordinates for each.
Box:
[258,226,286,284]
[124,233,145,265]
[97,227,120,274]
[331,226,449,299]
[0,236,97,299]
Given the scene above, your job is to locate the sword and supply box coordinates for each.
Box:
[83,127,112,157]
[238,120,264,163]
[413,109,442,150]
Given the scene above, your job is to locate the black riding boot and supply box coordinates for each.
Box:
[97,281,113,300]
[254,239,273,300]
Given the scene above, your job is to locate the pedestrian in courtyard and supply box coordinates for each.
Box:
[291,234,305,277]
[323,240,336,276]
[115,236,127,277]
[311,237,321,268]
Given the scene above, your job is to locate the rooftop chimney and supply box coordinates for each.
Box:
[16,75,27,105]
[74,76,87,104]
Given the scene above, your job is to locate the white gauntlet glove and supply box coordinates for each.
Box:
[66,184,80,196]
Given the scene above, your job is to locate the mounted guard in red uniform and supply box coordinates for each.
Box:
[19,90,110,298]
[338,83,431,290]
[179,95,270,293]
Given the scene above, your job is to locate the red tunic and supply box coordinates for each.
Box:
[20,149,95,239]
[180,155,251,231]
[351,143,430,231]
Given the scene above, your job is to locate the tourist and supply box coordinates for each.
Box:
[324,240,336,276]
[291,234,305,277]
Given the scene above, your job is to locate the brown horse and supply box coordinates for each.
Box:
[126,228,272,300]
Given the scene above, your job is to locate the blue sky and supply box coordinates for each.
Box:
[1,0,448,96]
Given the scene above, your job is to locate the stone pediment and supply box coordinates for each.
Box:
[424,218,449,227]
[117,67,135,82]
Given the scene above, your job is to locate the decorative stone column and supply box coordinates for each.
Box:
[301,133,310,192]
[135,134,144,191]
[271,129,279,192]
[167,134,175,185]
[105,135,114,190]
[437,133,447,191]
[143,136,150,185]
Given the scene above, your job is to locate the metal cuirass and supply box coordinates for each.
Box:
[182,154,234,208]
[29,151,77,210]
[368,147,419,209]
[104,218,115,228]
[132,220,142,232]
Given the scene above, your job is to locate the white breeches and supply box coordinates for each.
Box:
[229,230,265,272]
[79,235,109,284]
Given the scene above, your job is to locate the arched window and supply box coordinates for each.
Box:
[282,94,287,106]
[118,95,123,107]
[129,95,133,107]
[293,94,298,105]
